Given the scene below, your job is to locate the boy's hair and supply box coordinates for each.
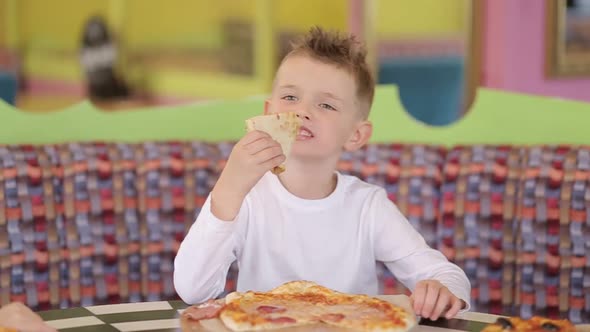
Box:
[286,26,375,119]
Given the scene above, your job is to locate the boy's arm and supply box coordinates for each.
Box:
[173,193,248,304]
[174,130,284,304]
[369,189,471,311]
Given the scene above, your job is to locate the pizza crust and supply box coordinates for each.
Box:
[218,281,417,332]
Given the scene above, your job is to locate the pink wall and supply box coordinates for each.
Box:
[482,0,590,102]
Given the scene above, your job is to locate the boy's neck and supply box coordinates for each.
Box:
[278,157,339,200]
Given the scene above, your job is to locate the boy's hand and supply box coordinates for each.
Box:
[223,130,285,193]
[211,131,285,221]
[410,280,465,321]
[0,302,57,332]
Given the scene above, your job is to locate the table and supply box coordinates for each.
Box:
[38,296,504,332]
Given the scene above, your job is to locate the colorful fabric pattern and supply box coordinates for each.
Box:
[0,143,228,310]
[1,142,589,324]
[338,144,445,296]
[514,146,590,323]
[438,146,522,316]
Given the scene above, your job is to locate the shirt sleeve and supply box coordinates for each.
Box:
[173,193,248,304]
[370,189,472,311]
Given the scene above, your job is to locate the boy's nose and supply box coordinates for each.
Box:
[296,114,310,120]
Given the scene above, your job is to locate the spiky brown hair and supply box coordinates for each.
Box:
[285,26,375,119]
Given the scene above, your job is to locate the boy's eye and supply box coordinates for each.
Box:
[320,103,337,111]
[282,95,297,101]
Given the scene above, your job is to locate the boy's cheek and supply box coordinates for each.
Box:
[267,101,280,113]
[265,98,288,114]
[272,105,291,114]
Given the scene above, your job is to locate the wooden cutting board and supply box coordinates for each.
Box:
[180,295,416,332]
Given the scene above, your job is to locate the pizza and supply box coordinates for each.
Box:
[245,112,301,175]
[181,280,417,332]
[481,316,576,332]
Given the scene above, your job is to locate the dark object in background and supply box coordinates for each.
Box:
[221,20,253,76]
[0,49,23,106]
[0,71,17,105]
[80,16,129,100]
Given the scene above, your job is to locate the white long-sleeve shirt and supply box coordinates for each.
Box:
[174,171,471,310]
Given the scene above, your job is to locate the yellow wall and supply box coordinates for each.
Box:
[1,0,20,49]
[122,0,347,50]
[0,0,6,47]
[9,0,471,100]
[375,0,470,39]
[123,0,228,50]
[11,0,348,52]
[18,0,109,50]
[12,0,467,52]
[273,0,347,32]
[213,0,347,32]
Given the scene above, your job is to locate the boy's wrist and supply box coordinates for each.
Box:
[210,177,248,222]
[211,183,246,205]
[215,173,250,199]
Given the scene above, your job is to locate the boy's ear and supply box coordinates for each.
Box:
[344,121,372,152]
[264,99,271,115]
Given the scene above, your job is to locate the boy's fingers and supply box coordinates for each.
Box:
[421,283,440,318]
[244,137,278,155]
[260,154,286,170]
[411,283,427,314]
[429,290,450,320]
[255,146,284,164]
[241,130,269,145]
[444,297,463,319]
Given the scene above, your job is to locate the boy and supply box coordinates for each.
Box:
[174,27,471,321]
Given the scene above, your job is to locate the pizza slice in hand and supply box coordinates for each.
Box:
[245,112,301,175]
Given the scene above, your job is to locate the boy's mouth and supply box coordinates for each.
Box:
[297,126,314,140]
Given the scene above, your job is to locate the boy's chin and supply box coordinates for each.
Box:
[290,147,344,161]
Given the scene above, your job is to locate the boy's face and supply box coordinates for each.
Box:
[265,54,371,162]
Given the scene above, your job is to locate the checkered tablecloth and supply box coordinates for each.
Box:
[38,299,496,332]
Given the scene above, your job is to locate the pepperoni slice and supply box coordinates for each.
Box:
[182,299,225,321]
[257,305,287,314]
[320,313,345,323]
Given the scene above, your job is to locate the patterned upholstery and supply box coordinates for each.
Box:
[438,146,522,316]
[514,146,590,323]
[1,142,589,323]
[0,143,227,310]
[338,144,446,296]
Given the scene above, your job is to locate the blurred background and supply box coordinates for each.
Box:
[1,0,587,126]
[1,0,590,323]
